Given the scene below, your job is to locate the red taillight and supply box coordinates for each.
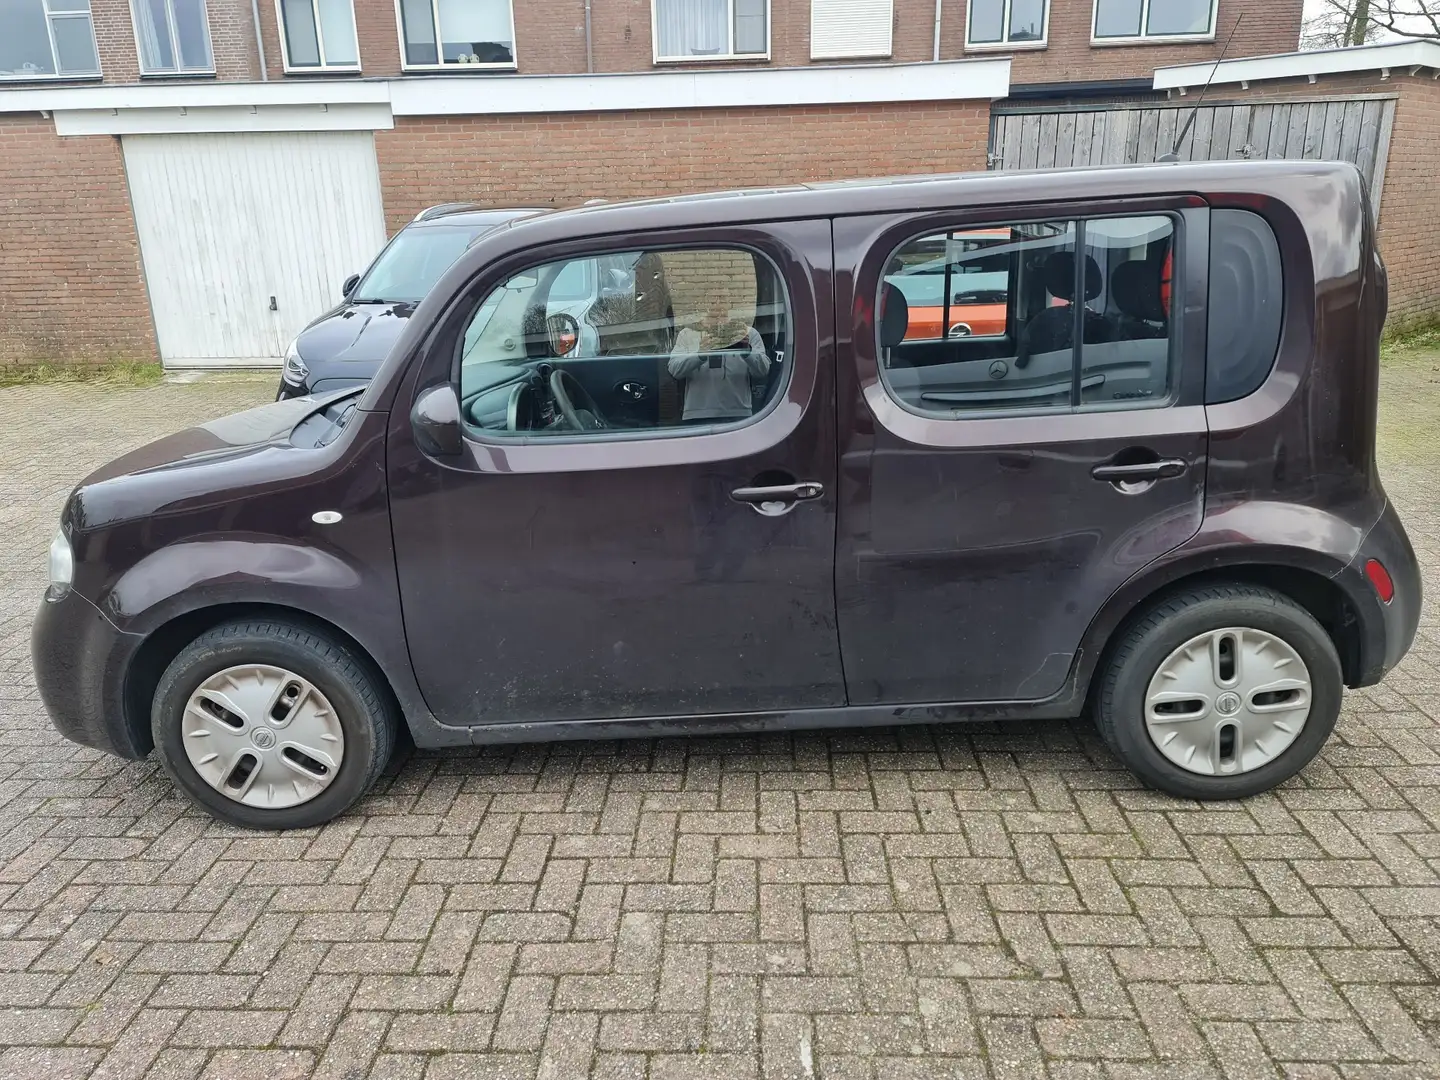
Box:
[1364,558,1395,604]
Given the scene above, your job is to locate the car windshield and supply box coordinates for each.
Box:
[351,224,491,303]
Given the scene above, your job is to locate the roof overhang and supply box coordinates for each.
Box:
[1155,40,1440,92]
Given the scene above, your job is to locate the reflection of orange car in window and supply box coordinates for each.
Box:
[884,229,1012,341]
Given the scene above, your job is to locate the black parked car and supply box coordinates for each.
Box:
[276,204,545,400]
[34,161,1420,829]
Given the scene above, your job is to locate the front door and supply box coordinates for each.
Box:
[835,204,1208,704]
[388,221,843,727]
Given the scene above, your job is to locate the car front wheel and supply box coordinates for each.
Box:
[1095,583,1343,800]
[152,618,397,829]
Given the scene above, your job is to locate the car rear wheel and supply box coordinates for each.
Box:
[1095,583,1342,800]
[152,618,396,829]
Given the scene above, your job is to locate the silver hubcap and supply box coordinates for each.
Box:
[182,665,345,809]
[1144,627,1312,776]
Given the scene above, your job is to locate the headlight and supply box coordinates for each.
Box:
[47,528,73,598]
[282,341,309,387]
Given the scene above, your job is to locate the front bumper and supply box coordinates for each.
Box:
[1338,499,1422,687]
[31,588,149,759]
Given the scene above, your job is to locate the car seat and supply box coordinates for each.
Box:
[1016,251,1109,368]
[879,281,909,368]
[1109,260,1168,340]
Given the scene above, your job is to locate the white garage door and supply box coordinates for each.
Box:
[123,131,388,368]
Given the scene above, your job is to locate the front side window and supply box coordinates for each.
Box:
[459,246,789,437]
[398,0,515,68]
[0,0,100,79]
[878,215,1176,417]
[278,0,358,69]
[134,0,214,74]
[654,0,767,61]
[967,0,1048,47]
[1093,0,1215,41]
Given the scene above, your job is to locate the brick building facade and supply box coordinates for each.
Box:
[0,0,1363,368]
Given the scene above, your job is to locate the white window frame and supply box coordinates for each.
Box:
[1091,0,1218,46]
[651,0,771,64]
[393,0,519,72]
[131,0,216,77]
[0,0,102,81]
[963,0,1048,51]
[275,0,361,72]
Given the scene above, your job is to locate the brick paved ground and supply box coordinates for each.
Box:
[0,364,1436,1080]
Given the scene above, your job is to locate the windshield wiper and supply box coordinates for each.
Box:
[350,297,413,305]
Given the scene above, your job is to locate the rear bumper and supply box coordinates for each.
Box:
[31,588,148,759]
[1338,499,1422,687]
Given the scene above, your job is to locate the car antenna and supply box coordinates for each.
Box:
[1158,13,1243,162]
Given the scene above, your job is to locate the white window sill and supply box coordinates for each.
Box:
[1091,33,1216,47]
[963,40,1048,52]
[400,63,518,72]
[0,72,102,82]
[811,52,893,60]
[283,65,363,75]
[140,69,218,78]
[653,54,770,64]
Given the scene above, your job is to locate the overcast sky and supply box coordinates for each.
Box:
[1300,0,1434,42]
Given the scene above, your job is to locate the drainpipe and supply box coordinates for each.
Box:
[585,0,594,72]
[251,0,269,80]
[932,0,942,61]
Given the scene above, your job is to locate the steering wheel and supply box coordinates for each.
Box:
[549,369,609,431]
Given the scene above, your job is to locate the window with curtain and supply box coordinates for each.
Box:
[654,0,767,60]
[398,0,516,67]
[0,0,100,79]
[134,0,214,73]
[1093,0,1215,40]
[966,0,1048,47]
[279,0,359,68]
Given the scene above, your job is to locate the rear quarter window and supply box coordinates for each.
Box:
[1207,209,1283,405]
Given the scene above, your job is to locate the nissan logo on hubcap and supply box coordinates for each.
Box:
[1216,692,1242,716]
[251,728,277,750]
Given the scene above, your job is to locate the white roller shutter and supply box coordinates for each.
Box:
[122,131,387,368]
[811,0,894,59]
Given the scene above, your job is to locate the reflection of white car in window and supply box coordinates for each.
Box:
[462,253,645,365]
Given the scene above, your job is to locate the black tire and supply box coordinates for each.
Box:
[1095,583,1342,800]
[152,618,397,830]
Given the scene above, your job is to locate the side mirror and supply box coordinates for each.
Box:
[410,384,463,457]
[342,273,360,298]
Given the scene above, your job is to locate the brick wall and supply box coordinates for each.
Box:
[0,117,156,365]
[373,99,991,230]
[954,0,1302,87]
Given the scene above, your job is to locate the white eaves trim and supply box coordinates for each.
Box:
[1154,39,1440,91]
[0,59,1011,135]
[385,60,1010,115]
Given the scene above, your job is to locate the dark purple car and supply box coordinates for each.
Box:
[33,162,1421,829]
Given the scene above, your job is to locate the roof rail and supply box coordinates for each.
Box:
[413,202,486,221]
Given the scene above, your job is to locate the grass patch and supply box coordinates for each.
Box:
[0,360,164,388]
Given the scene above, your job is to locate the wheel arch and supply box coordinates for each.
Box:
[1076,553,1368,711]
[123,602,405,759]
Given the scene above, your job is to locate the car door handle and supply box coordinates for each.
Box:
[1091,459,1188,482]
[730,481,824,516]
[617,381,649,400]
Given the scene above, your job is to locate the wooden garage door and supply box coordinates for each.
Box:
[122,131,388,368]
[990,96,1397,218]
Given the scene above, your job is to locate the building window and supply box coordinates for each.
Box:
[1092,0,1216,42]
[134,0,215,74]
[653,0,768,62]
[811,0,892,59]
[397,0,516,69]
[0,0,100,80]
[278,0,359,70]
[966,0,1048,49]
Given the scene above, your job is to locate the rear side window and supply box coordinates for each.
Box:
[1206,210,1283,404]
[877,214,1177,417]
